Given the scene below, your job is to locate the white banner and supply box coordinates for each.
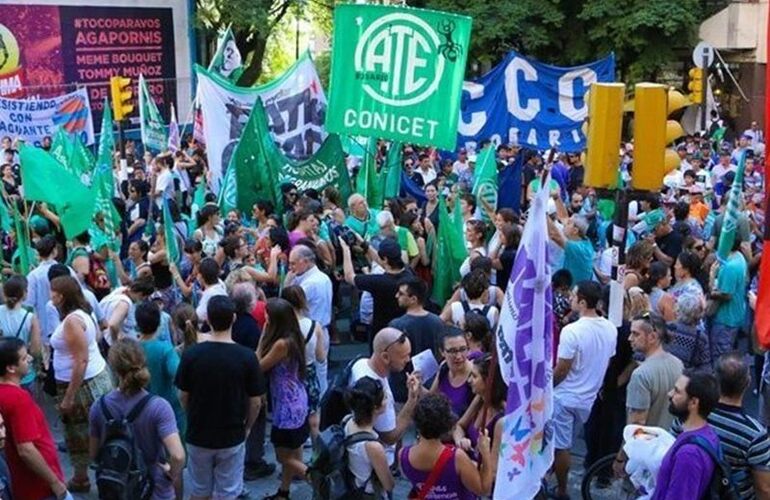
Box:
[196,51,327,192]
[0,87,95,146]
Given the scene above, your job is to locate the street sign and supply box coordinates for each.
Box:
[693,41,715,68]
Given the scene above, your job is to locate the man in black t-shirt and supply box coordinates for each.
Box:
[175,296,265,499]
[341,237,413,353]
[652,218,683,268]
[389,277,445,402]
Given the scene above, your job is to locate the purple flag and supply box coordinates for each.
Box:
[494,172,554,498]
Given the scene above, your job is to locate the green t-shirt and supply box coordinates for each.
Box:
[562,239,595,283]
[395,226,419,258]
[345,209,381,240]
[714,252,748,328]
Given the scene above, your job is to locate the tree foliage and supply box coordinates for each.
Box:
[410,0,702,81]
[196,0,294,85]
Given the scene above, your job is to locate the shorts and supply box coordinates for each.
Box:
[271,420,310,450]
[187,442,245,499]
[553,399,591,450]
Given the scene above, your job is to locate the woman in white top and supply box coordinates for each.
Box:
[459,219,488,277]
[0,275,41,391]
[345,376,394,498]
[49,275,113,492]
[281,285,325,439]
[193,204,224,258]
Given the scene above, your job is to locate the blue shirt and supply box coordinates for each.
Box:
[562,239,595,283]
[715,252,748,328]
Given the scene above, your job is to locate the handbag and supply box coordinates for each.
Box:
[408,446,454,500]
[43,347,57,397]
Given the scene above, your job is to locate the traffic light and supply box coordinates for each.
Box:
[584,82,626,189]
[110,76,134,121]
[631,83,685,191]
[688,68,704,104]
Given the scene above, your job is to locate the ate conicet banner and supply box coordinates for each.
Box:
[196,50,328,192]
[0,87,94,145]
[458,50,616,152]
[327,4,472,150]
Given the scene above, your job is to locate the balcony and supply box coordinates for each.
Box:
[698,0,767,63]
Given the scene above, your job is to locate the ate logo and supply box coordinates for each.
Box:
[354,13,456,107]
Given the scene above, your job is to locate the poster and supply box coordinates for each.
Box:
[0,4,180,134]
[0,87,94,144]
[327,4,472,150]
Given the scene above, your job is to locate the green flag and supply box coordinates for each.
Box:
[0,197,11,233]
[92,98,119,240]
[190,181,207,222]
[218,164,238,216]
[70,134,95,180]
[327,4,472,149]
[355,137,380,207]
[226,98,352,213]
[139,75,167,152]
[472,146,498,224]
[431,195,468,304]
[716,151,747,261]
[209,25,244,81]
[50,128,72,168]
[383,142,402,200]
[163,198,180,264]
[11,205,30,275]
[19,144,96,239]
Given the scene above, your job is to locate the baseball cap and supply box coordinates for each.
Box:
[377,238,402,262]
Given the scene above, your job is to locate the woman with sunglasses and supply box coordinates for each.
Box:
[430,328,474,419]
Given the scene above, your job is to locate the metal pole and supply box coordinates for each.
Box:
[295,13,300,60]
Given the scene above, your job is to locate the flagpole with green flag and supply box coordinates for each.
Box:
[11,204,29,275]
[472,145,498,224]
[162,198,180,265]
[716,151,747,262]
[431,194,468,304]
[383,142,402,200]
[93,98,120,240]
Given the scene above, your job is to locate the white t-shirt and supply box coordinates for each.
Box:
[349,359,395,434]
[99,288,136,345]
[299,316,318,366]
[554,316,617,410]
[196,281,227,325]
[155,169,175,201]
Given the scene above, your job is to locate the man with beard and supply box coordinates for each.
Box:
[651,372,721,499]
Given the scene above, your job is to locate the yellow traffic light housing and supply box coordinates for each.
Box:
[688,68,704,105]
[110,76,134,121]
[632,83,685,191]
[584,83,626,189]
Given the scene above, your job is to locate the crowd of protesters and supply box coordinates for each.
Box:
[0,120,764,500]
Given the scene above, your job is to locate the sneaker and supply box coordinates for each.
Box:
[244,462,277,481]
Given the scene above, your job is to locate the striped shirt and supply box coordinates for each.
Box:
[673,403,770,499]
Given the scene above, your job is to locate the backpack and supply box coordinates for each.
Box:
[87,252,112,300]
[319,355,366,430]
[672,435,740,500]
[94,394,155,500]
[307,416,379,500]
[460,300,491,323]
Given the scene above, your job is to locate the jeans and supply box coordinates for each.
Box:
[709,322,740,366]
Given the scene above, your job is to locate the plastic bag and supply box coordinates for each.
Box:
[622,425,676,499]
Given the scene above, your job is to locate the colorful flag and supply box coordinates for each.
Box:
[431,195,468,304]
[19,143,96,239]
[208,25,243,81]
[755,28,770,349]
[472,145,498,224]
[167,103,180,153]
[494,172,554,497]
[162,198,180,264]
[138,74,167,152]
[716,151,747,262]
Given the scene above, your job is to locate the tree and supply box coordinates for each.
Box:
[197,0,294,85]
[410,0,701,81]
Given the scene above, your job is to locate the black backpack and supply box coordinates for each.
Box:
[307,416,379,500]
[319,355,365,430]
[94,394,155,500]
[672,435,740,500]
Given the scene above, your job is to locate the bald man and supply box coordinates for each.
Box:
[348,327,420,447]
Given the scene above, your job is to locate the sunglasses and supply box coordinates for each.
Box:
[384,332,408,351]
[445,346,469,356]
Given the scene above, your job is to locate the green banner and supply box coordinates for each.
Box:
[327,4,471,150]
[226,98,352,213]
[139,75,167,152]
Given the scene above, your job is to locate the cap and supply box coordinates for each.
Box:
[377,238,402,262]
